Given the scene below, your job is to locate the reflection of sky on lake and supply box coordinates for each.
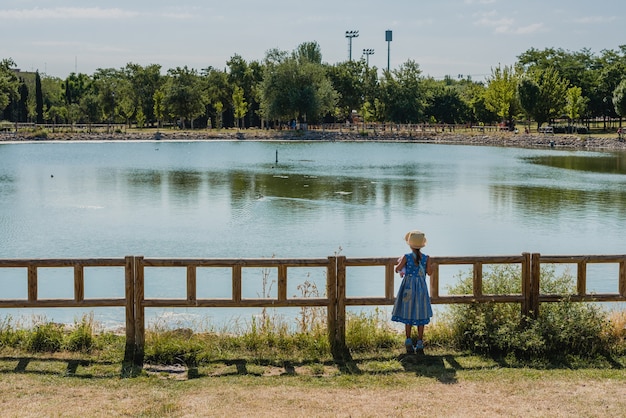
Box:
[1,141,625,328]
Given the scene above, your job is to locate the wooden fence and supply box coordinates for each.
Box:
[0,253,624,365]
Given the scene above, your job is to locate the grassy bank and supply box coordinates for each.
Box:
[0,336,624,417]
[0,306,624,417]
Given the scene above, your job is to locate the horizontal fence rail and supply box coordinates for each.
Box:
[0,253,624,366]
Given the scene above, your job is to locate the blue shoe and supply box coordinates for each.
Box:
[405,338,414,354]
[414,339,424,350]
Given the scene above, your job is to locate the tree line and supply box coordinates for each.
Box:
[2,43,626,131]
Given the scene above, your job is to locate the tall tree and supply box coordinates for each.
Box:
[379,60,424,123]
[525,67,569,129]
[518,75,540,129]
[565,86,587,130]
[0,58,19,116]
[124,63,163,127]
[484,64,519,128]
[326,60,366,121]
[232,85,248,129]
[35,70,44,124]
[259,44,337,125]
[164,66,205,129]
[613,79,626,119]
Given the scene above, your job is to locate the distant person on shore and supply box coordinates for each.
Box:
[391,230,433,354]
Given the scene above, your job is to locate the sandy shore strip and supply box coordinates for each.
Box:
[2,129,626,151]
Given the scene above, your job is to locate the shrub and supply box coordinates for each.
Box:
[446,265,619,361]
[65,315,95,352]
[346,308,397,352]
[0,316,28,349]
[144,327,205,366]
[27,322,64,352]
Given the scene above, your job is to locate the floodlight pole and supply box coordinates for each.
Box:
[385,30,393,72]
[363,49,374,67]
[345,30,359,61]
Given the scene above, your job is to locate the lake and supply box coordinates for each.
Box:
[1,140,625,329]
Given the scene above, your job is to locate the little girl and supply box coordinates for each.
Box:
[391,230,433,353]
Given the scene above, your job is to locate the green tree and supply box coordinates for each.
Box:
[259,44,337,125]
[484,64,519,128]
[0,59,19,114]
[527,67,569,129]
[423,79,471,124]
[232,85,248,129]
[63,73,92,106]
[164,66,205,129]
[517,75,540,131]
[327,60,367,121]
[153,89,165,129]
[80,93,101,130]
[379,60,424,123]
[565,86,587,130]
[35,70,43,124]
[202,66,230,128]
[613,78,626,136]
[92,68,123,128]
[124,63,163,127]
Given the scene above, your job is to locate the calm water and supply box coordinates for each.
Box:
[1,140,625,329]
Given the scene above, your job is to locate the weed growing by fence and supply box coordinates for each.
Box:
[444,265,623,363]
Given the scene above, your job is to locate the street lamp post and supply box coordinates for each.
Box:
[363,49,374,66]
[345,30,359,61]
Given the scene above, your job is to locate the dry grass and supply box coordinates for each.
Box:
[0,350,624,417]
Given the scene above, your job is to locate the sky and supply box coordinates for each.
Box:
[1,0,624,81]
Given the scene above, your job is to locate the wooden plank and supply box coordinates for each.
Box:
[74,265,84,302]
[431,261,439,299]
[473,262,482,298]
[0,299,127,308]
[134,256,145,366]
[142,298,329,308]
[186,266,196,302]
[27,266,37,302]
[618,258,626,298]
[577,260,587,296]
[277,265,287,301]
[142,258,330,268]
[385,262,395,300]
[336,256,347,355]
[124,256,135,365]
[521,252,531,317]
[539,255,626,263]
[326,256,338,358]
[531,253,541,318]
[0,259,126,267]
[232,265,242,303]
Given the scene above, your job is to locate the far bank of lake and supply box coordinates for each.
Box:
[2,128,626,151]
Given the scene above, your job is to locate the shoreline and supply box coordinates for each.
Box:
[2,129,626,151]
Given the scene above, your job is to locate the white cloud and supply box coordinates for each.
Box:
[573,16,616,24]
[0,7,139,20]
[473,10,543,35]
[464,0,496,4]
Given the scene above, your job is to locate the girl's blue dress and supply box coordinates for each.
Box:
[391,251,433,326]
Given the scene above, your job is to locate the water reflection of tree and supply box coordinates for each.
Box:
[524,155,626,175]
[491,184,626,217]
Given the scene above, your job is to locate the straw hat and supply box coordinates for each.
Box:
[405,230,427,249]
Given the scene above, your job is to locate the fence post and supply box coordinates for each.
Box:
[123,256,136,366]
[530,253,541,319]
[326,256,338,358]
[521,252,531,318]
[134,256,145,367]
[334,255,349,360]
[618,258,626,298]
